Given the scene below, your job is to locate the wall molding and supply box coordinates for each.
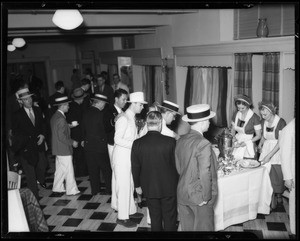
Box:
[174,36,295,57]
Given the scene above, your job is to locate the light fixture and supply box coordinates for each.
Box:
[52,9,83,30]
[12,38,26,48]
[7,44,16,52]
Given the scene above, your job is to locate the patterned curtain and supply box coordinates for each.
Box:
[234,53,253,98]
[142,65,164,105]
[183,66,230,127]
[262,52,280,108]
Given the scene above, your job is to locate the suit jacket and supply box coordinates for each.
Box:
[131,131,178,198]
[175,129,218,206]
[103,105,119,145]
[82,106,108,153]
[50,110,73,156]
[11,106,46,165]
[66,101,84,142]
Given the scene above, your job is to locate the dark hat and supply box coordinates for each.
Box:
[234,94,252,106]
[91,94,109,103]
[258,101,276,115]
[72,87,87,99]
[16,88,34,99]
[53,96,72,106]
[182,104,216,122]
[157,100,181,115]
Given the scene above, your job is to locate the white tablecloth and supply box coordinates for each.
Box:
[214,166,273,231]
[8,189,29,232]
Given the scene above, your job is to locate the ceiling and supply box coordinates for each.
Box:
[6,9,199,42]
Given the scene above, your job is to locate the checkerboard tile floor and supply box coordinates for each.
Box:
[20,155,295,239]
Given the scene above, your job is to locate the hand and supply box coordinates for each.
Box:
[81,141,84,147]
[284,179,294,191]
[260,156,270,165]
[72,141,78,148]
[135,187,142,195]
[37,134,45,145]
[198,201,207,206]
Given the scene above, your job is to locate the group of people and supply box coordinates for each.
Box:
[7,72,295,233]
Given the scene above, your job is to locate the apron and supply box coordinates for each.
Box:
[232,109,255,160]
[259,115,281,173]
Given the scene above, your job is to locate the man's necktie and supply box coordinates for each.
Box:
[29,108,35,126]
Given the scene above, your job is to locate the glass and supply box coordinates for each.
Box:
[256,18,269,38]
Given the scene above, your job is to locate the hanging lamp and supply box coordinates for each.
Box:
[52,9,83,30]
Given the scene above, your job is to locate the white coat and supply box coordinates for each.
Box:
[111,108,137,220]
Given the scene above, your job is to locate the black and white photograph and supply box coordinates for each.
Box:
[1,1,298,239]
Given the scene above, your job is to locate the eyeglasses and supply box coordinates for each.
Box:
[236,101,246,106]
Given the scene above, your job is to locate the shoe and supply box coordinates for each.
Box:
[137,202,143,209]
[129,212,144,219]
[116,219,137,228]
[67,191,81,196]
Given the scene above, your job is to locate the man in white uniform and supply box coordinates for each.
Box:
[111,92,146,228]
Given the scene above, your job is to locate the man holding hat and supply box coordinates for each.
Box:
[11,87,48,199]
[50,96,80,196]
[66,88,88,177]
[81,94,112,196]
[175,104,218,231]
[111,92,146,228]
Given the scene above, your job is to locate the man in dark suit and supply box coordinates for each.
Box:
[131,111,178,231]
[11,88,48,199]
[175,104,218,231]
[66,88,88,177]
[6,79,28,171]
[81,94,112,195]
[94,73,114,109]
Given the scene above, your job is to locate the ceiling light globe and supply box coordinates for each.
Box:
[52,10,83,30]
[7,44,16,52]
[12,38,26,48]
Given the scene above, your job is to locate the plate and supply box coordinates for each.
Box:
[238,159,261,168]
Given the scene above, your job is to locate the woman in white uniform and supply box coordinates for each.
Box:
[111,92,147,228]
[231,94,262,160]
[258,101,286,209]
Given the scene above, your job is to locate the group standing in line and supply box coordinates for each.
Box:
[7,71,293,232]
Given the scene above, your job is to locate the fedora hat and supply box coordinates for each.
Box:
[91,93,109,103]
[127,92,147,104]
[17,88,34,99]
[234,94,252,106]
[53,96,72,106]
[157,100,180,115]
[182,104,216,122]
[71,87,87,99]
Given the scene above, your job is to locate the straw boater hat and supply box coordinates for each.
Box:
[17,88,34,99]
[53,96,72,106]
[234,94,252,106]
[71,87,87,100]
[127,92,147,104]
[182,104,216,122]
[91,93,109,103]
[157,100,181,115]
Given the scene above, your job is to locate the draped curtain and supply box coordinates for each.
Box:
[141,65,163,105]
[234,53,253,98]
[184,66,231,127]
[262,52,280,108]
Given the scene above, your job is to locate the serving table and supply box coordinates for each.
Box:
[214,164,273,231]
